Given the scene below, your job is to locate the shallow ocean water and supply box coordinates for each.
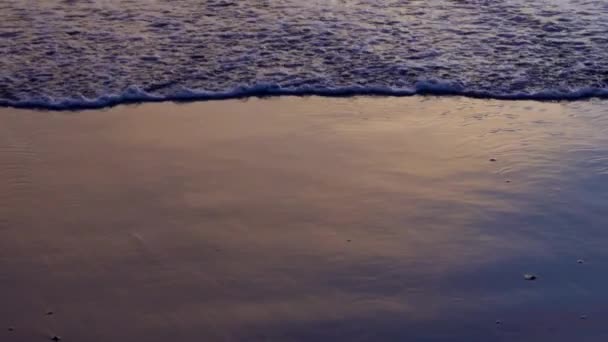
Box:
[2,0,608,108]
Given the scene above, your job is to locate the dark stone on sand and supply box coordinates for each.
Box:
[495,320,502,325]
[51,336,61,341]
[580,314,588,320]
[577,259,585,264]
[347,240,351,242]
[489,158,497,162]
[505,180,511,183]
[8,327,14,332]
[46,311,54,315]
[524,274,537,280]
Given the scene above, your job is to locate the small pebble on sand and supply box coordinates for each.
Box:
[495,320,502,325]
[580,314,588,320]
[8,327,14,332]
[577,259,585,264]
[524,274,537,281]
[489,158,497,162]
[51,336,61,341]
[46,311,54,316]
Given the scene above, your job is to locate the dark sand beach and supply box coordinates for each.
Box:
[2,96,608,341]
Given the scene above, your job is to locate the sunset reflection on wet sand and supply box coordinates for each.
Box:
[2,97,608,341]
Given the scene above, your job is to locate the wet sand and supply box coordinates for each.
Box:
[1,97,608,341]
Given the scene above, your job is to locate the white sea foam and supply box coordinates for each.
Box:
[2,83,608,110]
[1,0,608,109]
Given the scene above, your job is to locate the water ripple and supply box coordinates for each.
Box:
[1,0,608,108]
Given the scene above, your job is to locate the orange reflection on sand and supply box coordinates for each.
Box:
[1,97,608,341]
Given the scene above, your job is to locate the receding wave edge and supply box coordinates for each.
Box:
[2,82,608,110]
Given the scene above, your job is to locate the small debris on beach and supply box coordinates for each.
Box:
[495,320,502,325]
[505,180,511,183]
[580,314,588,320]
[46,311,54,316]
[489,158,497,162]
[577,259,585,264]
[8,327,14,332]
[51,336,61,341]
[524,274,537,281]
[347,239,351,242]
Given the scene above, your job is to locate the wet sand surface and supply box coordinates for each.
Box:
[1,97,608,341]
